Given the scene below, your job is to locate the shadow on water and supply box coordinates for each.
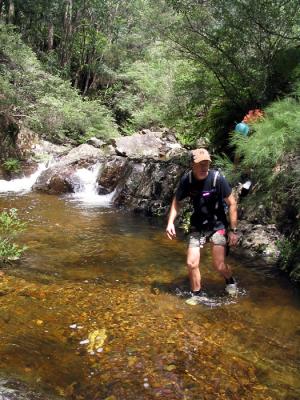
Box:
[0,193,299,399]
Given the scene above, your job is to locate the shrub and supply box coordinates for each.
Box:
[0,23,118,143]
[213,153,242,187]
[2,158,21,173]
[0,209,27,263]
[226,84,300,273]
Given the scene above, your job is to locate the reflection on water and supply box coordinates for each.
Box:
[0,193,299,399]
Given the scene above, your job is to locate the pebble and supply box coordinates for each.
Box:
[80,339,89,345]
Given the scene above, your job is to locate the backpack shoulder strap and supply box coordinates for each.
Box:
[188,170,192,184]
[213,170,219,188]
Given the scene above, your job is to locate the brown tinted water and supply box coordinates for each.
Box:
[0,193,299,400]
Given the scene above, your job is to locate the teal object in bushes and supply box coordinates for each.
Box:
[235,122,249,136]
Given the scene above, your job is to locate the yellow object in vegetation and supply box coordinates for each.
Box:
[87,329,107,353]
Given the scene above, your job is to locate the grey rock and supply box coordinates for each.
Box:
[97,156,130,194]
[113,160,186,215]
[86,137,105,148]
[33,165,75,194]
[31,139,71,161]
[115,132,163,159]
[60,144,103,165]
[33,144,105,194]
[236,220,282,265]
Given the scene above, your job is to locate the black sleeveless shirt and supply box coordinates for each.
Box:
[175,169,232,231]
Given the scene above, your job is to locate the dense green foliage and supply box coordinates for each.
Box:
[0,23,117,143]
[2,157,21,173]
[215,85,300,278]
[1,0,300,144]
[115,43,200,133]
[164,0,300,148]
[233,87,300,232]
[0,208,27,262]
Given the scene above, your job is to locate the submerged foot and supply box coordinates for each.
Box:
[185,290,207,305]
[225,282,238,296]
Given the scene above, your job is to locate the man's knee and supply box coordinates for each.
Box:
[187,259,199,271]
[214,260,226,272]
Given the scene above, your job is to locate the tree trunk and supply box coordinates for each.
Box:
[60,0,73,67]
[83,69,91,96]
[48,22,54,51]
[0,0,4,17]
[73,68,81,88]
[8,0,14,23]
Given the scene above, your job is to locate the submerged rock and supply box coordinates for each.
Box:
[0,378,55,400]
[87,328,107,354]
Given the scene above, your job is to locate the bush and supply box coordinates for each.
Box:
[213,153,241,187]
[2,158,21,173]
[0,23,118,143]
[226,85,300,274]
[115,42,215,140]
[0,209,27,263]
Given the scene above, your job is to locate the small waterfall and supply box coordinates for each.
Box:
[71,163,115,207]
[0,163,47,194]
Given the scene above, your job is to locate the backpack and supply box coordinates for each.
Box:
[188,169,221,212]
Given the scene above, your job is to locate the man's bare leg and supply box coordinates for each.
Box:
[211,244,232,279]
[186,246,201,292]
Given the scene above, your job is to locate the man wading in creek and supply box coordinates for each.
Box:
[166,148,239,305]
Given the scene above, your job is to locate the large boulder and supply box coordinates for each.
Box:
[59,143,104,166]
[230,221,282,269]
[31,139,71,161]
[97,156,130,194]
[114,129,186,160]
[33,165,76,194]
[113,160,186,215]
[114,131,163,158]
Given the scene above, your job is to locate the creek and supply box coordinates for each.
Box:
[0,169,299,400]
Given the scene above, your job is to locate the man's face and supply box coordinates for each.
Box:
[192,160,210,180]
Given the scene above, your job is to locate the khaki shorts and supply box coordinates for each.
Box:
[188,229,227,248]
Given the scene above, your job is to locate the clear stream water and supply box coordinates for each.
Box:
[0,182,299,399]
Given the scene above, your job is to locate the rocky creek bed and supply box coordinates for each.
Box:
[0,193,299,399]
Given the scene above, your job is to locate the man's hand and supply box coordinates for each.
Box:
[166,222,176,240]
[228,231,238,247]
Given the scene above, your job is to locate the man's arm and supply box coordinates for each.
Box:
[166,197,181,240]
[224,193,238,246]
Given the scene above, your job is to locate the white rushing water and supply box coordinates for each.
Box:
[0,161,115,207]
[0,163,47,194]
[70,163,115,207]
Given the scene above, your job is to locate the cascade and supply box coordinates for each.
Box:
[71,163,115,206]
[0,163,47,194]
[0,161,115,207]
